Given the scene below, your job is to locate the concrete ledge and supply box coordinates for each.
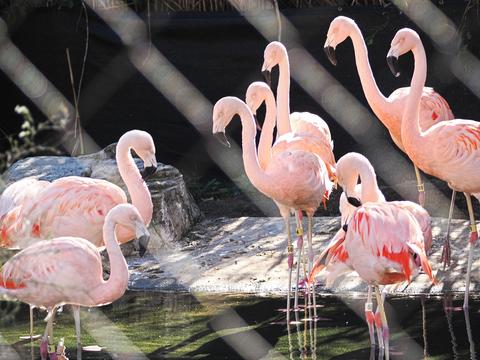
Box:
[128,216,480,295]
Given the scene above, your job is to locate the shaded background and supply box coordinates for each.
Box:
[1,1,479,216]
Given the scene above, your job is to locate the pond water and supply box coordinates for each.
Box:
[0,292,478,359]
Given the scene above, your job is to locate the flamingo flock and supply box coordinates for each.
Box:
[0,14,478,360]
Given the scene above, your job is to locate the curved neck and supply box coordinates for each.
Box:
[401,44,428,156]
[92,221,129,305]
[116,138,153,228]
[358,163,381,203]
[234,102,275,196]
[257,91,277,169]
[276,56,292,136]
[349,25,391,123]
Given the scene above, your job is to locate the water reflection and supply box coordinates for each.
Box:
[0,292,479,359]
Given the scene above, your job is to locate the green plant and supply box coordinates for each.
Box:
[0,105,67,172]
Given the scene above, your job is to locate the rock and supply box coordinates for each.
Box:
[1,143,202,251]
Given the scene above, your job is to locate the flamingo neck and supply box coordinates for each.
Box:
[257,90,277,169]
[234,100,274,197]
[276,55,292,136]
[358,162,381,203]
[401,43,428,161]
[349,26,391,126]
[115,138,153,242]
[93,221,128,305]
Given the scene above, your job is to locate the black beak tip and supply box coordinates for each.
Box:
[138,235,149,257]
[261,70,272,88]
[347,196,362,208]
[141,165,157,179]
[324,46,337,66]
[214,132,231,148]
[387,56,400,77]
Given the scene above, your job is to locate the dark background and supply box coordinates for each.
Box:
[1,1,480,216]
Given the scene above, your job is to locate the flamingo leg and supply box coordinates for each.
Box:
[375,286,389,360]
[285,213,293,323]
[72,305,82,355]
[463,192,477,309]
[41,307,57,360]
[365,286,376,347]
[307,214,317,319]
[294,210,304,311]
[414,165,425,207]
[464,308,476,359]
[441,190,456,269]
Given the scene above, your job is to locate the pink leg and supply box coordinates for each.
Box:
[463,193,477,310]
[294,210,304,311]
[375,287,389,360]
[365,286,376,347]
[441,190,456,269]
[414,165,425,207]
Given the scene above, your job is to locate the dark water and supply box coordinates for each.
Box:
[1,292,479,359]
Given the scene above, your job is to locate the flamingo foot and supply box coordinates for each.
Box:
[40,338,48,360]
[440,238,451,269]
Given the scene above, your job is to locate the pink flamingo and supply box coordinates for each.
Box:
[0,129,156,341]
[387,28,480,309]
[324,17,457,266]
[246,81,335,318]
[1,129,156,249]
[246,81,335,272]
[0,203,149,360]
[213,96,332,321]
[309,201,435,359]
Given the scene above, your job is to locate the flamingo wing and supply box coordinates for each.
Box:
[0,178,49,218]
[6,177,127,248]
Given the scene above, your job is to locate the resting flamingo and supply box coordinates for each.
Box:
[309,201,435,359]
[324,16,457,265]
[246,81,335,310]
[0,203,149,360]
[213,96,332,322]
[387,28,480,309]
[0,129,156,341]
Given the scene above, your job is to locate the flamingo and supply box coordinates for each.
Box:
[323,16,457,265]
[245,81,335,310]
[212,96,332,322]
[0,129,156,342]
[387,28,480,309]
[0,203,149,359]
[309,201,436,359]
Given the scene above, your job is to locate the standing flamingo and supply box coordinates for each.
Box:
[0,203,149,360]
[323,16,457,265]
[246,81,335,294]
[387,28,480,309]
[260,42,337,277]
[213,96,332,322]
[0,129,156,343]
[309,201,436,359]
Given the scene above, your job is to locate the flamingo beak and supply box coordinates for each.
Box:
[387,54,400,77]
[141,156,158,179]
[261,70,272,88]
[213,131,231,148]
[347,196,362,208]
[254,114,262,131]
[135,222,150,257]
[324,46,337,66]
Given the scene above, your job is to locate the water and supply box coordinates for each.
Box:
[0,292,478,359]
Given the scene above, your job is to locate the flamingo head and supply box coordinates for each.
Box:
[123,130,157,179]
[324,16,355,66]
[336,152,363,197]
[246,81,272,131]
[261,41,286,87]
[212,97,239,148]
[108,204,150,257]
[387,28,421,77]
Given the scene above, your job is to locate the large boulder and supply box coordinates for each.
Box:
[1,143,202,249]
